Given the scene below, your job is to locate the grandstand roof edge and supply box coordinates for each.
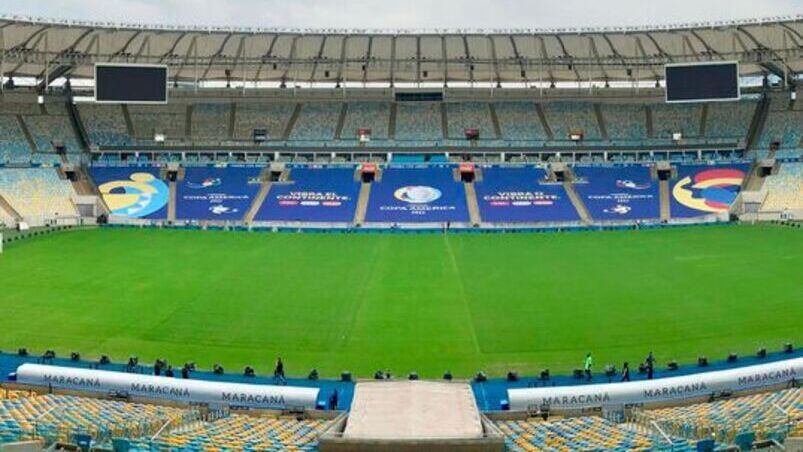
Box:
[0,13,801,36]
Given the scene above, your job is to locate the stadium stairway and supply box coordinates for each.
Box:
[0,194,22,226]
[593,104,609,140]
[659,178,671,221]
[283,104,303,140]
[742,160,768,192]
[15,115,37,152]
[563,181,591,223]
[168,181,177,222]
[464,181,482,226]
[245,167,273,223]
[535,103,554,140]
[353,182,372,226]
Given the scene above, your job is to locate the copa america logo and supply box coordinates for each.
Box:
[394,186,442,204]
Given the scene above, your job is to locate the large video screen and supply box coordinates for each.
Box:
[665,62,739,103]
[95,64,168,104]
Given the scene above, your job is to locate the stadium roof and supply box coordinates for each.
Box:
[0,14,800,86]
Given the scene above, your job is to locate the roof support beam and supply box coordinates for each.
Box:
[508,35,526,81]
[487,36,501,85]
[362,36,373,84]
[389,35,397,86]
[200,32,235,81]
[335,35,349,84]
[252,34,278,82]
[309,35,328,82]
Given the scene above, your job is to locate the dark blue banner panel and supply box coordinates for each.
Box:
[670,163,750,218]
[365,166,469,223]
[475,166,580,223]
[255,167,360,222]
[573,165,660,220]
[90,166,169,220]
[176,167,262,221]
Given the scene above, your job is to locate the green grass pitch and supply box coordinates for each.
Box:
[0,225,800,378]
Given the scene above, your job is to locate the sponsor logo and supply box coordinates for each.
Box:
[394,186,442,204]
[603,204,632,215]
[643,382,707,399]
[483,191,558,206]
[616,179,651,190]
[276,191,351,207]
[539,393,611,406]
[737,368,796,386]
[221,392,286,406]
[130,383,191,398]
[98,172,169,219]
[187,178,222,189]
[672,168,745,213]
[42,374,102,388]
[210,205,238,215]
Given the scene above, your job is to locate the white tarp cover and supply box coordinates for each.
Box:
[15,363,319,409]
[508,357,802,411]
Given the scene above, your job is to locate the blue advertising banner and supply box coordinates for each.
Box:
[255,167,360,222]
[475,166,580,223]
[670,163,750,218]
[176,167,262,221]
[90,166,168,220]
[365,166,469,223]
[573,165,660,220]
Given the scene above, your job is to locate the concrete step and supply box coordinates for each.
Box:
[353,182,372,225]
[464,182,482,226]
[563,181,591,223]
[659,179,671,221]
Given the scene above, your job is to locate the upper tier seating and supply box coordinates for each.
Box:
[23,114,81,153]
[0,115,32,163]
[341,102,391,140]
[601,104,647,143]
[652,103,702,139]
[395,102,443,142]
[542,102,602,141]
[497,416,695,451]
[129,103,188,142]
[758,95,803,150]
[191,103,232,140]
[706,100,757,142]
[234,102,296,141]
[290,102,342,141]
[494,102,548,142]
[0,394,191,446]
[78,104,132,146]
[447,102,495,139]
[760,162,803,212]
[0,168,78,220]
[632,388,801,445]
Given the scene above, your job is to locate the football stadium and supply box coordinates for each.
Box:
[0,3,801,450]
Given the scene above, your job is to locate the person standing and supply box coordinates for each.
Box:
[583,353,593,381]
[274,357,285,384]
[621,362,630,382]
[646,352,655,380]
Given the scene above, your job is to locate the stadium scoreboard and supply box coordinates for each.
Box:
[95,64,168,104]
[665,62,740,103]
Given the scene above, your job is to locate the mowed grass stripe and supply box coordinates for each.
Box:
[0,225,799,378]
